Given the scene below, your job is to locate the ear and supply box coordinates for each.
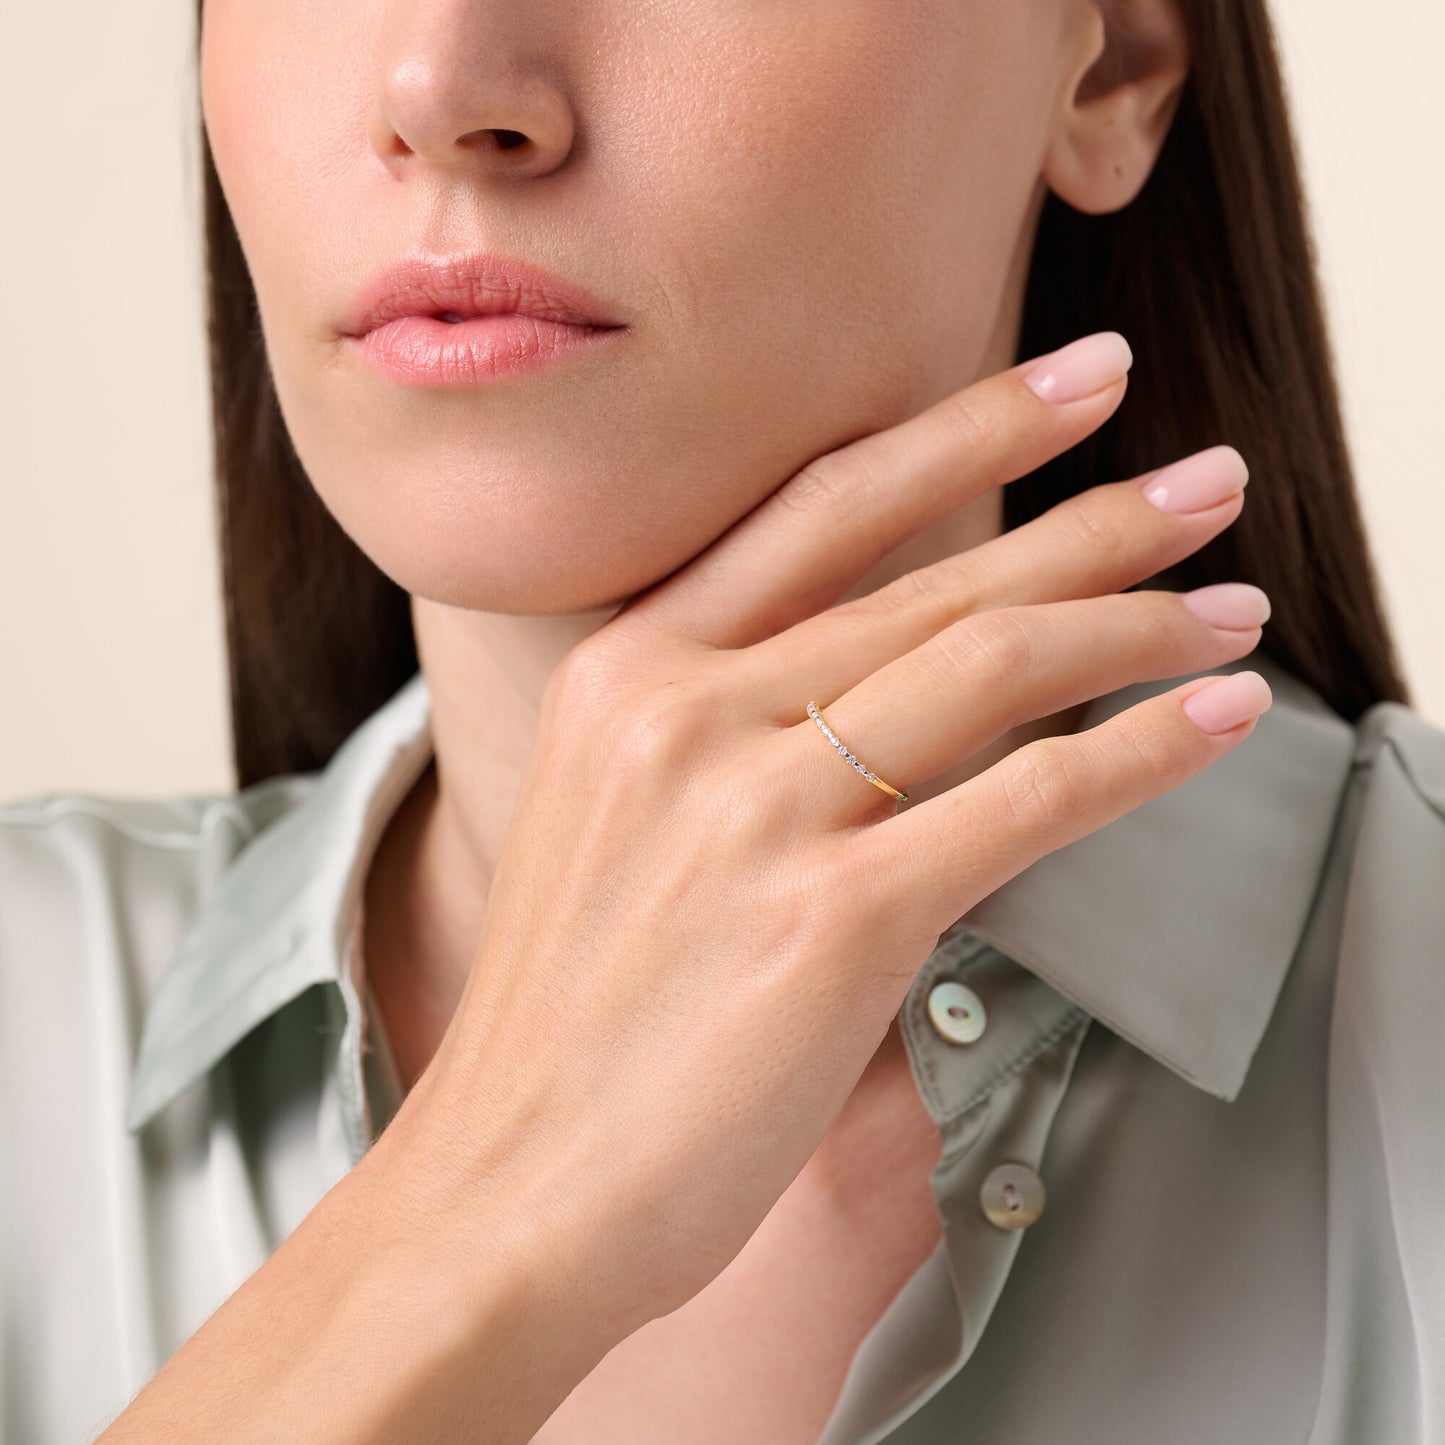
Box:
[1041,0,1192,215]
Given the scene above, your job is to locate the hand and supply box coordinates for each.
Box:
[401,330,1267,1343]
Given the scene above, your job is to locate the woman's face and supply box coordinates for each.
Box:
[201,1,1088,613]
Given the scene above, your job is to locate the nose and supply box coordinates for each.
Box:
[367,6,575,182]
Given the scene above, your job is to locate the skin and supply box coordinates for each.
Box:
[196,0,1192,1434]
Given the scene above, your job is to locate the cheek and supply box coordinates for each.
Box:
[634,1,1048,416]
[200,2,290,220]
[200,8,294,317]
[200,0,364,333]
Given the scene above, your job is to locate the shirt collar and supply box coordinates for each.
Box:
[124,668,434,1133]
[126,647,1355,1132]
[959,647,1356,1101]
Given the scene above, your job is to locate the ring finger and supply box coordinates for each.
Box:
[784,583,1269,823]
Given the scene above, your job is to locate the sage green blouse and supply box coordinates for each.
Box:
[3,646,1443,1443]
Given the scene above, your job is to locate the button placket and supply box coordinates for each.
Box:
[901,931,1090,1235]
[827,947,1092,1445]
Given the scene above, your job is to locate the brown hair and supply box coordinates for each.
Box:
[199,0,1412,790]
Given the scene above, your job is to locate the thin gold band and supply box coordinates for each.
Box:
[806,700,909,803]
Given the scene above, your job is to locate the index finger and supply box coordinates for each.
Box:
[617,331,1135,649]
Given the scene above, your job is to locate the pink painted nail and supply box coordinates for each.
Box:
[1141,446,1250,514]
[1179,582,1271,630]
[1022,332,1134,404]
[1181,671,1273,735]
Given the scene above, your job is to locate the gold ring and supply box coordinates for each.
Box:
[806,700,908,803]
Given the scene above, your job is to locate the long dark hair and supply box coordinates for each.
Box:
[199,0,1412,790]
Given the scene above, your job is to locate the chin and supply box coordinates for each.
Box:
[353,515,667,616]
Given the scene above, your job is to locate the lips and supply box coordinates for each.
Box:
[341,252,626,338]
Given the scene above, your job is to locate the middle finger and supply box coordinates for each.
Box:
[749,444,1251,723]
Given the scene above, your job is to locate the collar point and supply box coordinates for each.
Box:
[1179,1058,1249,1104]
[123,1078,165,1135]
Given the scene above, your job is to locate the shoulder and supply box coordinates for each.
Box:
[1341,697,1445,900]
[0,775,313,999]
[0,784,283,862]
[1312,699,1445,1400]
[1324,695,1445,1129]
[0,775,312,891]
[1350,695,1445,811]
[1325,696,1445,964]
[0,772,312,843]
[0,776,318,1192]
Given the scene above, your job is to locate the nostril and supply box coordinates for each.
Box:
[493,129,527,150]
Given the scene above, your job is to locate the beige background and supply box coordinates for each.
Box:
[3,1,1441,804]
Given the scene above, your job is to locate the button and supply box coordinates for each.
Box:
[980,1162,1045,1230]
[927,980,987,1044]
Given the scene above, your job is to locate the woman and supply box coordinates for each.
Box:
[3,0,1441,1440]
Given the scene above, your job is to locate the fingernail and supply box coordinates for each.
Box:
[1182,671,1273,734]
[1022,332,1134,404]
[1140,445,1250,514]
[1179,582,1271,630]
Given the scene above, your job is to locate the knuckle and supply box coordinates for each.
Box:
[775,452,873,526]
[843,560,971,635]
[934,608,1034,687]
[608,699,688,774]
[543,640,623,720]
[938,389,1001,454]
[998,739,1081,833]
[1061,490,1128,559]
[863,565,934,614]
[1114,709,1185,782]
[848,564,960,632]
[605,676,718,773]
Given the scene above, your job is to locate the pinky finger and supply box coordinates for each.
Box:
[859,670,1273,948]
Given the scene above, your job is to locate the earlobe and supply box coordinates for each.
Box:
[1041,0,1191,216]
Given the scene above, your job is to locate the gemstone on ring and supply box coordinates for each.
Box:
[807,700,908,802]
